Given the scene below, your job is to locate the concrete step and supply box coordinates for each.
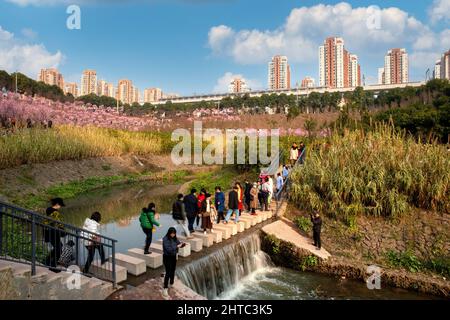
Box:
[236,218,252,229]
[154,240,191,258]
[192,232,214,247]
[210,229,222,243]
[253,213,263,223]
[127,248,163,269]
[214,223,238,236]
[211,225,230,239]
[239,214,258,226]
[90,261,127,283]
[113,253,146,276]
[178,236,203,252]
[236,221,245,232]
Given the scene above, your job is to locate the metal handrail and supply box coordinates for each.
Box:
[0,200,118,288]
[274,147,305,216]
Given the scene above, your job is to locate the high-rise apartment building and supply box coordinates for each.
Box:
[117,79,133,104]
[97,80,115,98]
[39,68,64,90]
[300,77,315,88]
[268,55,291,90]
[380,49,409,85]
[132,86,140,104]
[319,37,361,88]
[434,60,441,79]
[80,69,97,96]
[144,88,163,103]
[378,68,385,84]
[228,78,250,93]
[436,50,450,80]
[64,82,78,97]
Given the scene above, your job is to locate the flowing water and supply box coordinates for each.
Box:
[176,233,437,300]
[63,183,438,300]
[62,181,181,253]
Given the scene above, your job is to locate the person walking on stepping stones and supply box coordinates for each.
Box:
[139,203,160,254]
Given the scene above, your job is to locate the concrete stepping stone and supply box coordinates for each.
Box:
[113,253,146,276]
[192,232,214,247]
[212,226,230,239]
[261,212,268,221]
[178,236,203,252]
[127,248,163,269]
[240,214,257,226]
[90,261,127,283]
[237,217,252,229]
[236,221,245,232]
[214,223,237,236]
[210,229,222,243]
[151,242,191,258]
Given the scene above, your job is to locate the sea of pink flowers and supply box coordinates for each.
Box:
[0,93,163,131]
[0,92,328,137]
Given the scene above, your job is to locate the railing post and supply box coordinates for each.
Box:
[112,241,116,288]
[0,206,3,256]
[31,214,36,276]
[75,230,80,266]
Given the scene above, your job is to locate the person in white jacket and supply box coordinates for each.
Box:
[267,176,274,205]
[82,212,108,273]
[290,143,299,166]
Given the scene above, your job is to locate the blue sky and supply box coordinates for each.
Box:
[0,0,449,95]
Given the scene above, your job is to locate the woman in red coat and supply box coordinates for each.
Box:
[235,182,244,213]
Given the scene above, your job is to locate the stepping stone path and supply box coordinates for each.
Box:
[106,204,277,284]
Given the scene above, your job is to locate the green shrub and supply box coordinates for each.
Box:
[294,216,312,233]
[386,250,422,273]
[300,255,319,271]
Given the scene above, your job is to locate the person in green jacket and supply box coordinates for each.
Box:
[139,203,160,254]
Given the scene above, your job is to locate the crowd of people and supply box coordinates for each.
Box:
[39,144,323,299]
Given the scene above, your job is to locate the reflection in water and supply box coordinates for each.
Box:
[62,182,181,253]
[60,182,438,300]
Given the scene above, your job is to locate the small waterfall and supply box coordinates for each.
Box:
[176,233,272,299]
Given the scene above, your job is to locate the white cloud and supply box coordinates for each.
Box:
[21,28,38,40]
[5,0,63,6]
[429,0,450,23]
[213,72,261,93]
[207,2,450,76]
[0,25,63,77]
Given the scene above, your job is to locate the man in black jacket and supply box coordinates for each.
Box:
[310,212,322,250]
[224,186,240,224]
[244,180,252,212]
[183,188,198,233]
[172,194,191,238]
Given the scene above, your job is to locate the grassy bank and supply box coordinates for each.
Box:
[289,124,449,226]
[16,169,189,210]
[0,125,174,169]
[189,166,258,194]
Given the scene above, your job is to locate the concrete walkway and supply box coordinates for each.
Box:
[261,218,331,260]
